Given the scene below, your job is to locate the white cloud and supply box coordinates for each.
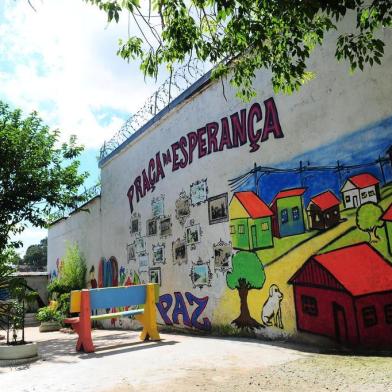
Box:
[0,0,162,148]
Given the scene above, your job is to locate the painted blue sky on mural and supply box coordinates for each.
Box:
[232,116,392,206]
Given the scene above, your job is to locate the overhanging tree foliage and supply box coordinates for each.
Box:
[0,101,88,252]
[86,0,391,100]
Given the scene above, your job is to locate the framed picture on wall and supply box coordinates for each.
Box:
[149,267,161,286]
[135,236,145,254]
[152,243,166,264]
[190,259,212,289]
[146,218,158,236]
[160,216,172,237]
[213,240,232,271]
[190,179,208,206]
[185,223,201,246]
[175,191,191,225]
[138,252,149,273]
[208,193,229,224]
[129,213,141,236]
[172,238,187,265]
[151,195,165,218]
[127,243,136,261]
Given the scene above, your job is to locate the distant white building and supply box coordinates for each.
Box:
[341,173,380,208]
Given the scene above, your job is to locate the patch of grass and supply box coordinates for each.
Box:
[257,230,319,265]
[320,225,391,261]
[210,323,257,338]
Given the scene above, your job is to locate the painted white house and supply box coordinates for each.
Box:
[341,173,380,209]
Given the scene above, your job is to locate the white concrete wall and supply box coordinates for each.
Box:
[48,25,392,347]
[47,197,102,279]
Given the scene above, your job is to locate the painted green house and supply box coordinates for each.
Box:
[229,191,274,251]
[270,188,306,238]
[382,203,392,256]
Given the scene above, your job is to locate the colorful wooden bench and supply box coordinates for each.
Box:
[64,283,160,353]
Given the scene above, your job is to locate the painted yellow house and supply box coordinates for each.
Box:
[229,191,274,251]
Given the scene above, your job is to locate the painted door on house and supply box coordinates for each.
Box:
[251,225,257,249]
[353,196,359,208]
[333,302,348,344]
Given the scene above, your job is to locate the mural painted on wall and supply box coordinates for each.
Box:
[157,292,212,331]
[215,118,392,347]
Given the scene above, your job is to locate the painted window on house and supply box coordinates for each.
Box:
[326,213,330,219]
[369,190,376,197]
[361,191,367,198]
[315,214,320,222]
[261,222,269,231]
[301,295,318,316]
[334,210,338,215]
[238,224,245,234]
[385,304,392,324]
[281,209,288,224]
[345,195,350,202]
[362,306,378,327]
[292,207,300,221]
[230,225,236,234]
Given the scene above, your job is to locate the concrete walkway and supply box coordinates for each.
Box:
[1,327,391,391]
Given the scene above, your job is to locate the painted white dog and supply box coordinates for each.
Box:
[261,284,284,329]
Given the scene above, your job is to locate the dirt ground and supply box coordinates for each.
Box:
[1,327,391,392]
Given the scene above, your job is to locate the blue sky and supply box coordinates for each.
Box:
[0,0,163,255]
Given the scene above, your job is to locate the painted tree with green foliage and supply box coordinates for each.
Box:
[226,251,265,329]
[86,0,391,101]
[356,202,384,243]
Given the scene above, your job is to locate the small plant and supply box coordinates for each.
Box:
[36,303,62,323]
[48,243,86,301]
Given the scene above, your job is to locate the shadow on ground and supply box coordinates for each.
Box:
[36,331,178,363]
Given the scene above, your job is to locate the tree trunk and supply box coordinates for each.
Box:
[231,281,263,330]
[369,227,379,243]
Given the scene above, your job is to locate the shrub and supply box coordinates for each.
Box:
[36,305,62,323]
[48,243,86,299]
[60,243,87,290]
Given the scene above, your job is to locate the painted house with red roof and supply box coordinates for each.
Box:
[382,203,392,255]
[289,243,392,347]
[341,173,380,209]
[306,191,341,230]
[270,188,306,238]
[229,191,274,250]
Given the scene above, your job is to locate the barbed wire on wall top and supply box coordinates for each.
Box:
[99,60,206,162]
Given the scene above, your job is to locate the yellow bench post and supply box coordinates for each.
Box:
[135,283,161,341]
